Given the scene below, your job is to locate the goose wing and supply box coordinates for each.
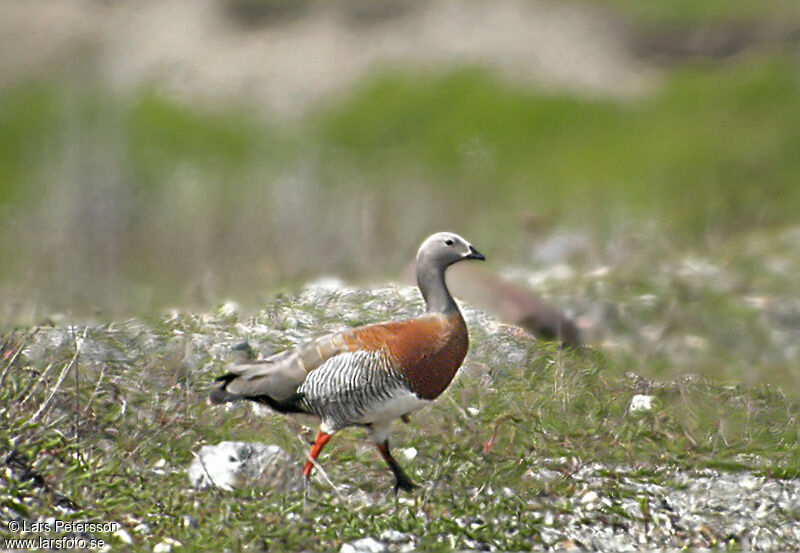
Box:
[210,332,351,404]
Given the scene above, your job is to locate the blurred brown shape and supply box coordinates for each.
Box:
[402,262,581,347]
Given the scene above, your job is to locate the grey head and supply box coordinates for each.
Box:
[416,232,485,315]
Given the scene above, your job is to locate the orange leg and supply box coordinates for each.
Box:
[303,430,331,479]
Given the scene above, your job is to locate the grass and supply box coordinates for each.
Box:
[1,55,800,319]
[583,0,800,25]
[311,58,800,242]
[2,4,799,548]
[1,297,799,551]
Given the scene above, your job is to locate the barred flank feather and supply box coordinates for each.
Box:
[298,350,411,431]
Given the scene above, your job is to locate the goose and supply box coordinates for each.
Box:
[210,232,484,491]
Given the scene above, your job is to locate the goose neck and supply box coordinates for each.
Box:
[417,263,459,316]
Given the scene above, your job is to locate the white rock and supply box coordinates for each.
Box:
[306,276,346,292]
[629,394,655,412]
[133,522,151,535]
[153,538,182,553]
[188,441,300,492]
[581,490,599,504]
[218,301,241,317]
[113,528,133,545]
[152,458,169,475]
[379,530,411,544]
[526,468,559,481]
[587,266,611,278]
[340,537,387,553]
[181,515,199,529]
[402,447,417,461]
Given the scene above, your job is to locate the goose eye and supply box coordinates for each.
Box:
[445,239,454,246]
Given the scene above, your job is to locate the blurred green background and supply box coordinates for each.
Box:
[1,0,799,370]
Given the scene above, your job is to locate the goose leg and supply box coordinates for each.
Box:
[303,429,331,479]
[368,422,416,492]
[376,441,416,492]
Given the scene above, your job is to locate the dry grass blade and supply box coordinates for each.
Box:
[29,328,87,423]
[0,330,37,388]
[294,432,345,504]
[19,363,55,408]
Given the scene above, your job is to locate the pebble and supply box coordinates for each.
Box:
[340,537,388,553]
[153,537,182,553]
[401,447,417,461]
[133,522,151,535]
[629,394,654,412]
[113,528,133,544]
[379,530,411,544]
[181,515,199,529]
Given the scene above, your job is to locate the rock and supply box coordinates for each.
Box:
[526,467,560,482]
[113,528,133,544]
[340,537,388,553]
[133,522,151,535]
[152,458,169,476]
[581,490,599,504]
[218,301,241,318]
[629,395,655,412]
[153,537,182,553]
[188,441,300,492]
[401,447,417,461]
[181,515,199,529]
[379,529,411,544]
